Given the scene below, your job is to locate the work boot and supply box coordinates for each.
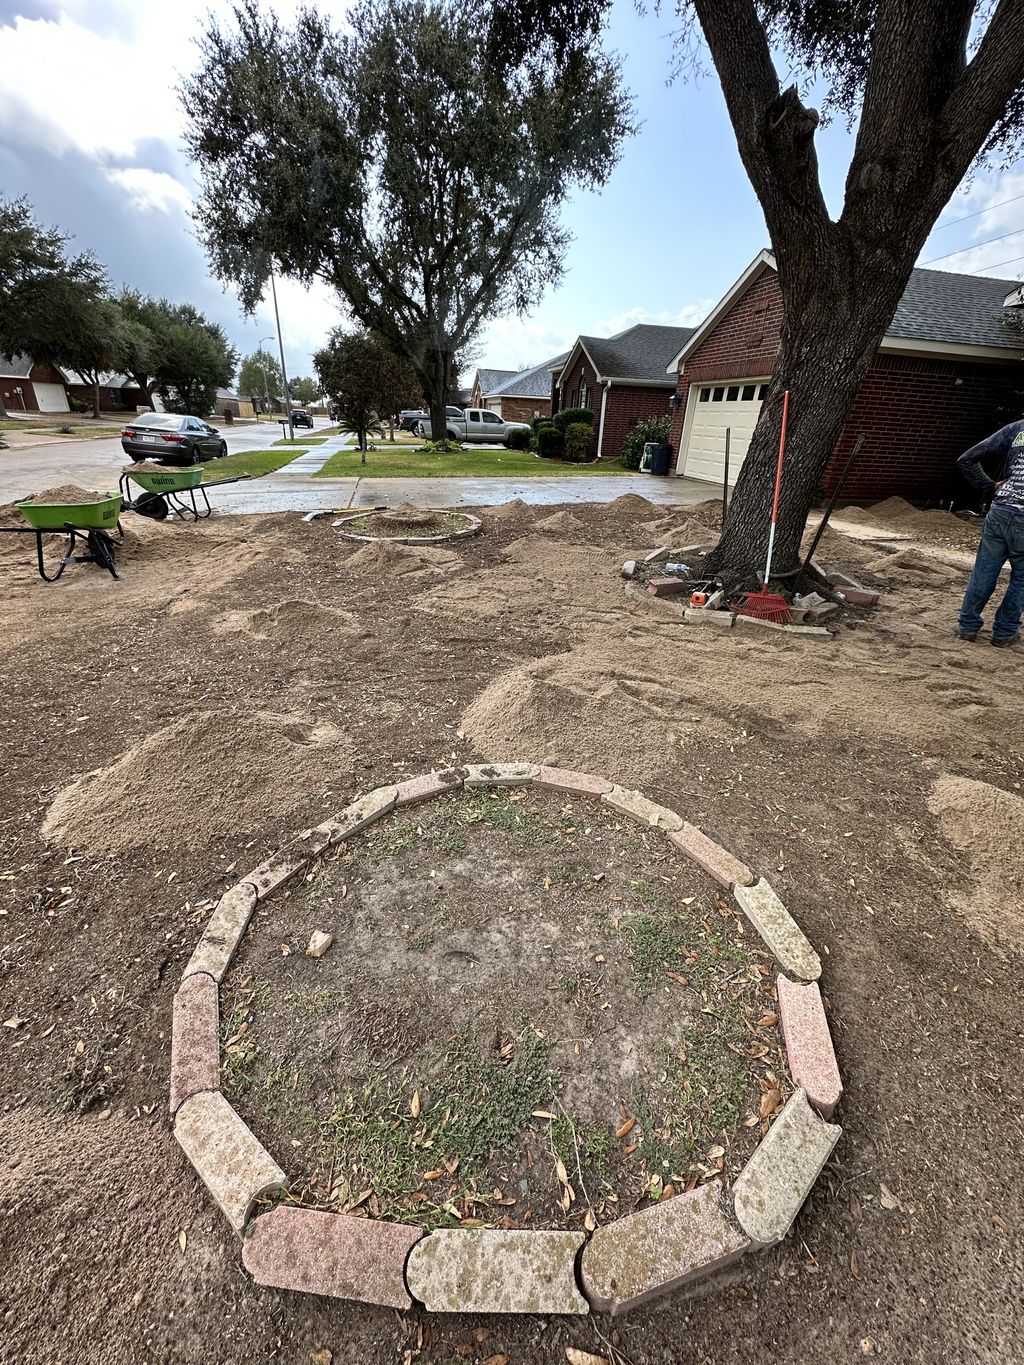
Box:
[991,635,1020,648]
[955,628,978,641]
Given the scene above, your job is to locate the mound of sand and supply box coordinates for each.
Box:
[928,775,1024,955]
[602,494,660,517]
[343,540,460,577]
[19,485,110,505]
[865,546,961,586]
[215,598,362,642]
[42,709,351,853]
[485,499,533,523]
[534,510,586,535]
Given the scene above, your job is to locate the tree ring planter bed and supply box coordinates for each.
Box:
[170,764,843,1317]
[333,506,482,545]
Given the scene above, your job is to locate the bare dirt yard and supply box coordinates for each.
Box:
[1,493,1021,1365]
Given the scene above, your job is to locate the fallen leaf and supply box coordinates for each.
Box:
[3,1016,26,1029]
[615,1116,636,1140]
[992,1211,1010,1232]
[759,1089,782,1118]
[879,1181,901,1211]
[473,1328,491,1343]
[850,1249,861,1278]
[410,1090,421,1119]
[555,1156,569,1186]
[565,1349,610,1365]
[532,1109,557,1120]
[422,1169,444,1181]
[178,1230,187,1254]
[584,1207,597,1232]
[482,1355,509,1365]
[849,1191,863,1224]
[310,1351,332,1365]
[706,1144,725,1160]
[756,1011,778,1028]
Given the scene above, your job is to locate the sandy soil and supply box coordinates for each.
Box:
[0,495,1022,1365]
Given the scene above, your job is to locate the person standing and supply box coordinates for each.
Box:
[956,419,1024,647]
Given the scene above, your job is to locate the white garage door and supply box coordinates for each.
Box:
[34,382,70,413]
[680,379,768,485]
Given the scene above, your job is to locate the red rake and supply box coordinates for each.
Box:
[732,389,793,624]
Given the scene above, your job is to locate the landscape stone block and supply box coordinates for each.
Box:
[624,582,685,617]
[733,614,784,631]
[182,882,259,983]
[325,784,399,843]
[644,546,670,563]
[406,1229,587,1315]
[685,607,734,627]
[781,625,831,638]
[535,766,614,798]
[601,786,683,832]
[246,855,306,902]
[463,762,539,788]
[732,1089,842,1247]
[170,973,220,1115]
[776,975,843,1119]
[805,603,839,624]
[840,587,880,607]
[621,560,637,578]
[174,1090,286,1235]
[733,879,821,981]
[242,1206,422,1308]
[395,768,462,808]
[581,1182,748,1316]
[669,823,755,890]
[648,577,689,597]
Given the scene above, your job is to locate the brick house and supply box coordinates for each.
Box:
[481,353,568,422]
[666,250,1024,501]
[470,368,516,409]
[0,356,70,413]
[552,325,694,458]
[62,370,151,412]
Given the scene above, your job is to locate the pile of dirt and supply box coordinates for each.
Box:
[214,598,364,643]
[19,484,112,504]
[928,775,1024,955]
[42,709,351,853]
[343,539,461,578]
[485,498,533,523]
[122,461,178,476]
[865,545,961,587]
[534,509,587,535]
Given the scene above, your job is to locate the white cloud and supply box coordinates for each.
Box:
[592,301,716,336]
[104,167,193,215]
[921,171,1024,278]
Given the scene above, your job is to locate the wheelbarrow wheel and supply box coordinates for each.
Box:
[85,529,118,576]
[134,492,169,520]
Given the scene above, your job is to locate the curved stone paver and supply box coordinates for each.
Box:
[169,762,844,1315]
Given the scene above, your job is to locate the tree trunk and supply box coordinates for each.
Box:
[0,392,8,419]
[360,429,367,465]
[426,346,452,444]
[92,382,101,419]
[707,266,907,586]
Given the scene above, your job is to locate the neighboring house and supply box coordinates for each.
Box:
[470,368,517,409]
[213,388,256,419]
[0,356,70,413]
[552,325,695,458]
[483,352,569,422]
[667,250,1024,501]
[62,370,151,412]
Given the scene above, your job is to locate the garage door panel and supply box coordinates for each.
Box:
[34,383,70,413]
[680,380,767,486]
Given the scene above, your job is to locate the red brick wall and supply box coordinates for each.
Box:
[667,265,1022,500]
[668,267,782,457]
[600,384,675,458]
[557,352,600,453]
[824,354,1021,501]
[499,395,551,422]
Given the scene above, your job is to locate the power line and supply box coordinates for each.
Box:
[932,191,1024,231]
[921,225,1024,266]
[967,253,1024,275]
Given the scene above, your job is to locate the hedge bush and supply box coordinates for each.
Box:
[552,406,594,433]
[563,421,592,463]
[620,414,671,471]
[506,426,531,450]
[536,424,565,459]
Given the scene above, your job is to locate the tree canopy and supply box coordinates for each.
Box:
[289,376,320,407]
[314,329,420,462]
[239,349,283,410]
[181,0,635,442]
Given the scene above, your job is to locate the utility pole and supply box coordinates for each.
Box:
[270,267,294,441]
[259,334,274,418]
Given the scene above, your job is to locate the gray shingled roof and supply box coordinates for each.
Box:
[889,268,1023,351]
[490,352,570,399]
[0,355,33,378]
[474,367,517,397]
[577,324,694,383]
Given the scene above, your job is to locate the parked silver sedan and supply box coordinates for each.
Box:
[120,413,228,465]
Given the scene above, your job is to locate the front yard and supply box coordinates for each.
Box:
[315,445,630,478]
[200,448,304,480]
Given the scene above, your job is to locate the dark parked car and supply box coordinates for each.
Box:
[121,413,227,465]
[398,408,427,432]
[291,408,314,428]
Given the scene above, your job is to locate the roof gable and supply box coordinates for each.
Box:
[489,351,569,399]
[473,367,517,397]
[559,324,694,386]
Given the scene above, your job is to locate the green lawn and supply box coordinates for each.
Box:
[272,436,329,447]
[315,446,631,478]
[201,448,305,480]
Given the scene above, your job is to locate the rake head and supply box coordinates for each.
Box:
[731,589,793,624]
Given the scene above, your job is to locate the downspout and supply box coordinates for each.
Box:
[596,380,611,459]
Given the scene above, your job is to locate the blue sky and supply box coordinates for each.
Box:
[1,0,1022,385]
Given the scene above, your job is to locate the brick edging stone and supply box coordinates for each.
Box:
[169,762,844,1315]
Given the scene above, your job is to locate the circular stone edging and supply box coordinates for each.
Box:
[169,762,844,1317]
[332,507,482,545]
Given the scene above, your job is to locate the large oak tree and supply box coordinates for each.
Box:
[181,0,634,445]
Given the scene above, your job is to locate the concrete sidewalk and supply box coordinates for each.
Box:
[210,473,716,515]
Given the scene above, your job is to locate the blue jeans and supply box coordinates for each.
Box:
[959,505,1024,641]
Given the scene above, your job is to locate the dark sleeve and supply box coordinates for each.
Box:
[957,426,1012,495]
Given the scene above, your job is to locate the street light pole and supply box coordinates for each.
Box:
[258,334,274,419]
[270,267,294,441]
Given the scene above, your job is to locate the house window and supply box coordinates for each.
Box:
[699,387,711,402]
[758,384,768,400]
[726,385,739,401]
[578,380,589,410]
[712,386,725,401]
[741,384,756,401]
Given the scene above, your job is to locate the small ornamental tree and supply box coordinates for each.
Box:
[314,329,420,463]
[239,349,282,413]
[181,0,634,454]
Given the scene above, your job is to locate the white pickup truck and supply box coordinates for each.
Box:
[416,407,531,445]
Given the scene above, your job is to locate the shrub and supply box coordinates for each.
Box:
[506,426,531,450]
[535,424,565,459]
[563,421,592,463]
[68,397,90,414]
[552,406,594,433]
[418,438,462,453]
[620,414,672,471]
